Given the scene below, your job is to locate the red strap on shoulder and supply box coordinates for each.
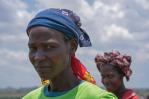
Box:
[71,54,96,84]
[122,89,139,99]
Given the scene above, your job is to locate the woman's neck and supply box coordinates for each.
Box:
[114,82,126,98]
[49,66,80,92]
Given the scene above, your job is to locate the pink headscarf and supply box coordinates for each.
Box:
[95,50,132,81]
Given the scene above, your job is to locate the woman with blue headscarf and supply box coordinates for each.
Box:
[23,8,117,99]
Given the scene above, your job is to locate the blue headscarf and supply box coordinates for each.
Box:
[26,8,91,47]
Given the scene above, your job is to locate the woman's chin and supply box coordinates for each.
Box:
[106,88,114,92]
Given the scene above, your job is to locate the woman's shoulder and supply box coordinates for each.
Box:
[122,89,139,99]
[78,81,118,99]
[22,86,44,99]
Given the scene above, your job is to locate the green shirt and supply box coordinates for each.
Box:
[23,81,117,99]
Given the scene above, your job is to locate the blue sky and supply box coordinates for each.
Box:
[0,0,149,89]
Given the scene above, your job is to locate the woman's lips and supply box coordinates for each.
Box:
[36,66,52,71]
[36,65,52,72]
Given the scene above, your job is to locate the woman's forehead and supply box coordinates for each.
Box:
[28,26,66,44]
[100,64,122,75]
[29,26,64,38]
[100,64,117,72]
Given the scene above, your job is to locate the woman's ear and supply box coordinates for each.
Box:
[70,38,78,53]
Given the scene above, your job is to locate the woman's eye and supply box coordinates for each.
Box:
[108,75,114,79]
[29,47,37,51]
[101,75,105,79]
[47,45,51,49]
[46,45,56,49]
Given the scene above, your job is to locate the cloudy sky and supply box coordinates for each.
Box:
[0,0,149,89]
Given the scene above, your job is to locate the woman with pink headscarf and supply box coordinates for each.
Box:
[95,50,139,99]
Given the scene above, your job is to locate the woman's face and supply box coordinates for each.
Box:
[28,26,72,80]
[98,64,123,92]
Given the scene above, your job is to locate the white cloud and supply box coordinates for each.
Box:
[93,1,124,18]
[0,48,27,62]
[78,0,95,19]
[135,48,149,61]
[36,0,82,10]
[0,34,27,43]
[145,43,149,49]
[77,48,99,56]
[16,10,32,27]
[135,0,149,10]
[0,0,32,34]
[101,24,134,41]
[0,0,30,21]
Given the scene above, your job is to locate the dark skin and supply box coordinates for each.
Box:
[97,64,126,98]
[28,26,80,92]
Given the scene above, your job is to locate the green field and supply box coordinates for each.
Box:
[0,87,149,99]
[0,87,36,99]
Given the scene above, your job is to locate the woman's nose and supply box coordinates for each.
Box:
[34,50,46,61]
[102,77,110,84]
